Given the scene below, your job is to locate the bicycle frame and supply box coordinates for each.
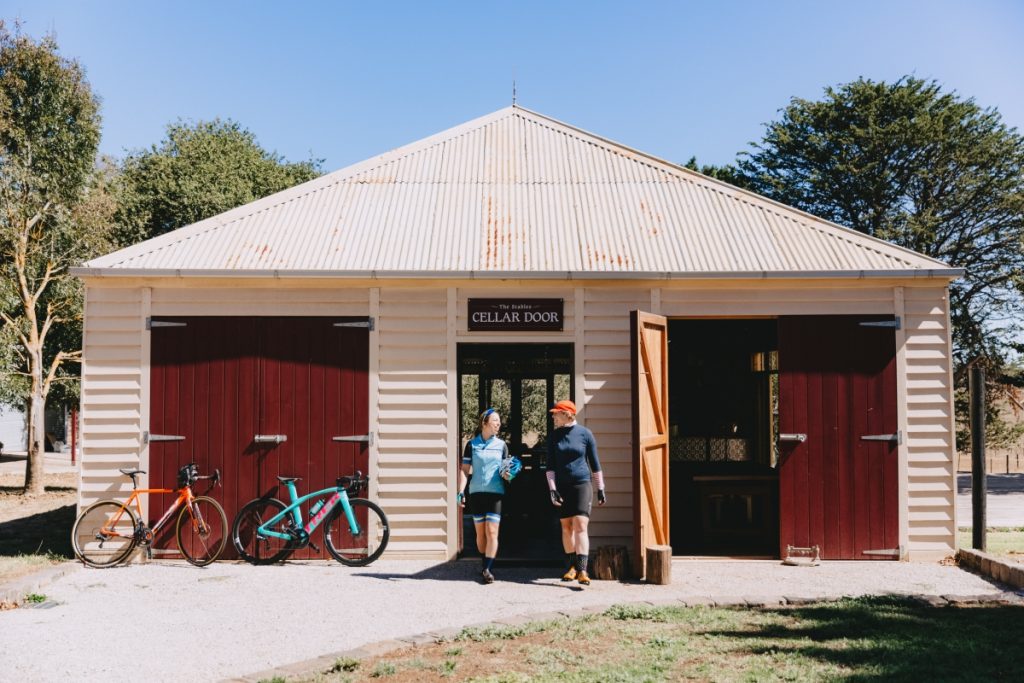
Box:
[257,481,362,542]
[103,485,199,539]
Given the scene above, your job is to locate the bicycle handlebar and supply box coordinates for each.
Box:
[192,467,222,487]
[336,469,369,493]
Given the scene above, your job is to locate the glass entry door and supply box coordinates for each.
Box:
[458,344,573,561]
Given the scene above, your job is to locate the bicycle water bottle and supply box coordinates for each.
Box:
[310,499,325,515]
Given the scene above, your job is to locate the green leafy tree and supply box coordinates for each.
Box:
[734,77,1024,446]
[682,156,750,189]
[114,119,322,243]
[0,23,107,494]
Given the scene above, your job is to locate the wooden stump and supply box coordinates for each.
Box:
[592,545,629,580]
[645,545,672,584]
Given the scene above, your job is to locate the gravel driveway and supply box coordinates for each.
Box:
[0,558,1014,682]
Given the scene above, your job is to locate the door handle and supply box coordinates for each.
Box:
[778,433,807,443]
[254,434,288,444]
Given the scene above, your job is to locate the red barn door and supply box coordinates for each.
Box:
[778,316,900,560]
[149,316,369,560]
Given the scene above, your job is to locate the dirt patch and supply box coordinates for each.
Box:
[0,472,78,560]
[326,619,611,682]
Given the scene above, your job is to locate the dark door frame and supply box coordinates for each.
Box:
[455,342,574,561]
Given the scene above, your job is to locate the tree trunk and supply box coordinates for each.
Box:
[23,353,46,496]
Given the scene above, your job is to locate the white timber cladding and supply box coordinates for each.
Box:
[79,277,956,561]
[377,288,449,558]
[80,286,145,507]
[903,285,958,560]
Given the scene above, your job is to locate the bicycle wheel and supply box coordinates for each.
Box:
[72,500,138,568]
[176,496,228,566]
[231,497,296,565]
[324,498,389,566]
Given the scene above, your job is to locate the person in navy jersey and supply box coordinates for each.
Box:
[457,408,511,583]
[545,400,605,585]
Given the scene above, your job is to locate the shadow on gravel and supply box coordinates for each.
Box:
[353,561,636,591]
[0,504,75,557]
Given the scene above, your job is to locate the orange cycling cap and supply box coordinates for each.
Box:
[549,400,577,415]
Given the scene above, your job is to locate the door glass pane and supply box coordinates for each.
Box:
[460,374,479,445]
[487,378,512,446]
[554,374,571,403]
[520,379,547,448]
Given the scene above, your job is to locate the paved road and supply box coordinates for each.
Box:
[957,473,1024,528]
[0,452,78,476]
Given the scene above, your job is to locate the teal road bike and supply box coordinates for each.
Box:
[231,471,389,566]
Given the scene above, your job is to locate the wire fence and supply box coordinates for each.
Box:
[956,448,1024,473]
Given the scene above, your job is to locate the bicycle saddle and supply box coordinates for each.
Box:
[276,476,302,484]
[119,468,146,476]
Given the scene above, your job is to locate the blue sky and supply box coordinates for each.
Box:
[5,1,1024,171]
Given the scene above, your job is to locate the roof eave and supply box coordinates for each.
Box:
[70,267,965,281]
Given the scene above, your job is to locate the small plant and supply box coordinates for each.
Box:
[24,593,46,604]
[369,661,396,678]
[440,658,457,675]
[648,635,674,648]
[443,646,462,657]
[257,677,285,683]
[330,657,360,673]
[456,620,552,642]
[604,603,673,622]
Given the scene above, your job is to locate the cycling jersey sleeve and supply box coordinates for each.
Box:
[585,429,601,473]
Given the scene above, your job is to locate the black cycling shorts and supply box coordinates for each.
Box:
[470,492,502,524]
[558,482,593,519]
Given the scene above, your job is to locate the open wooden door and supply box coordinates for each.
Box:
[631,311,670,577]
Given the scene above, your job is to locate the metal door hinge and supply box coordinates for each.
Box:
[254,434,288,444]
[859,317,901,329]
[779,433,807,443]
[333,318,374,331]
[861,431,902,445]
[146,318,187,330]
[333,433,374,446]
[144,431,186,443]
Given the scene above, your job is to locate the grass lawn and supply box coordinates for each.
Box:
[957,527,1024,560]
[297,597,1024,682]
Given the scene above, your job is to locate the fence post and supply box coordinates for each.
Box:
[970,365,986,551]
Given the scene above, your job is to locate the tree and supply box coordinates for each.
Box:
[0,23,105,494]
[114,119,322,243]
[734,77,1024,445]
[682,156,750,189]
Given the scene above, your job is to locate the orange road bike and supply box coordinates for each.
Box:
[72,462,227,567]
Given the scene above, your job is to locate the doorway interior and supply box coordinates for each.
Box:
[668,319,779,556]
[457,343,573,562]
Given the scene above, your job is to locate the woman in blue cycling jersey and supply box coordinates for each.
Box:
[457,408,510,583]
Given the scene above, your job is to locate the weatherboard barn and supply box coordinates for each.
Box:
[73,106,962,570]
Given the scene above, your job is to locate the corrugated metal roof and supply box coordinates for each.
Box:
[79,106,956,277]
